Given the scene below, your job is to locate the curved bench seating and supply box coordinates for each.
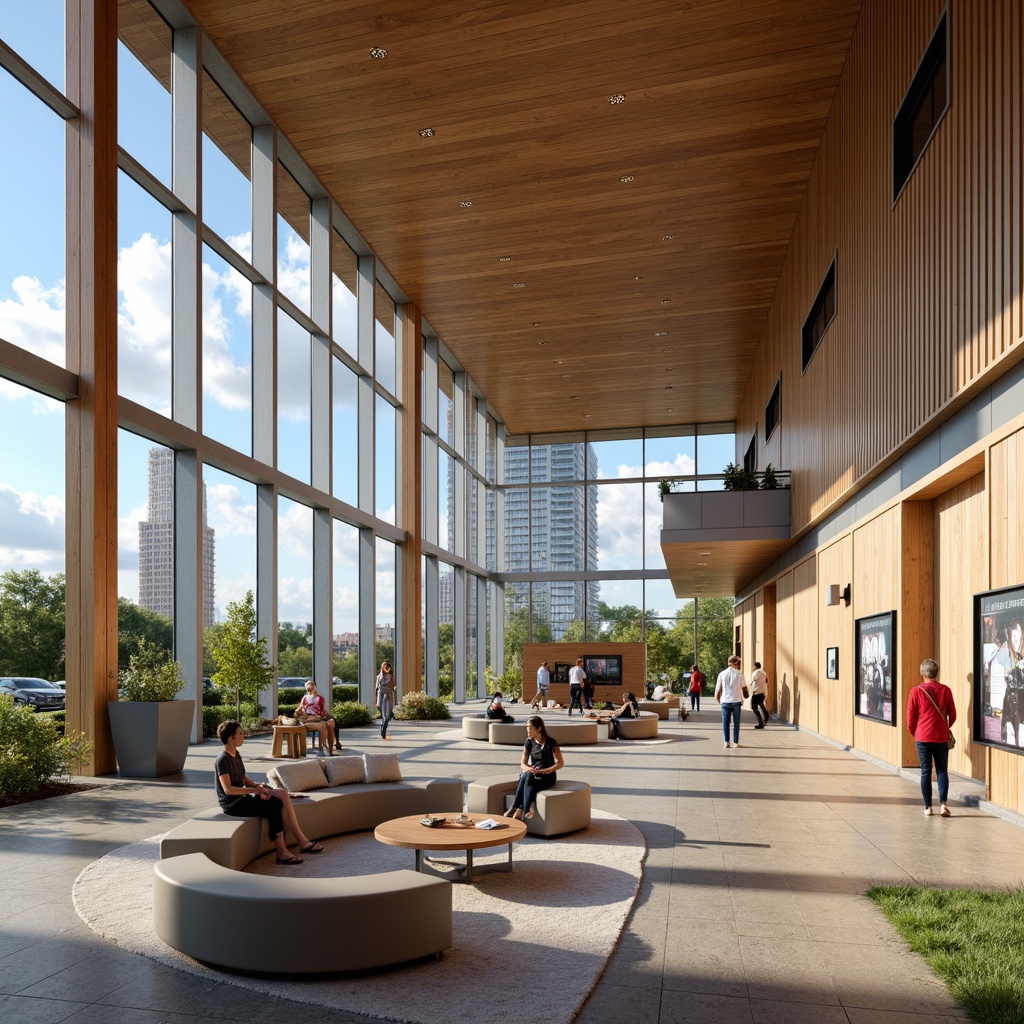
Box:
[467,775,591,837]
[613,713,660,739]
[156,773,463,972]
[637,700,671,720]
[461,714,599,744]
[154,854,451,974]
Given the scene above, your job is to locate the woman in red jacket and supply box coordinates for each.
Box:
[906,658,957,817]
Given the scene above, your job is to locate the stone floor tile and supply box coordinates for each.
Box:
[574,981,663,1024]
[0,993,90,1024]
[749,997,851,1023]
[658,990,754,1023]
[844,1008,966,1023]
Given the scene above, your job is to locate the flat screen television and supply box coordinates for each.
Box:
[552,662,571,684]
[583,655,622,683]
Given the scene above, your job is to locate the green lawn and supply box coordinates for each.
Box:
[866,886,1024,1024]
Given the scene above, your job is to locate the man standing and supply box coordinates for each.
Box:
[715,655,747,748]
[750,661,769,728]
[568,658,587,716]
[531,660,551,709]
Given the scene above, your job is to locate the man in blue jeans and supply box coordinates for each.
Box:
[715,654,747,748]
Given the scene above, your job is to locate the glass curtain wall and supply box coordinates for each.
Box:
[500,426,735,694]
[0,2,416,745]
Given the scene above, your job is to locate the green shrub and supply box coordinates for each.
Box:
[202,701,262,738]
[333,684,357,703]
[0,695,93,800]
[278,702,299,717]
[393,691,451,721]
[278,687,305,705]
[333,701,373,728]
[37,709,66,736]
[202,688,224,707]
[118,639,185,702]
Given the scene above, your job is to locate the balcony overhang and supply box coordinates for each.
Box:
[660,490,792,598]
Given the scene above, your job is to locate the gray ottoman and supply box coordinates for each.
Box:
[467,774,591,837]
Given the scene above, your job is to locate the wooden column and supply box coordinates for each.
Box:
[65,0,119,774]
[400,303,423,691]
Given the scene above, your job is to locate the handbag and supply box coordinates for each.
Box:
[919,687,956,749]
[742,685,750,699]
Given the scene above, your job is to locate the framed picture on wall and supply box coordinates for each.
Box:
[826,647,839,680]
[552,663,571,684]
[974,584,1024,755]
[855,612,896,725]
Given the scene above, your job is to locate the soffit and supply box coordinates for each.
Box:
[180,0,863,435]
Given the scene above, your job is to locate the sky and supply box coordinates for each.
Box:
[0,10,733,630]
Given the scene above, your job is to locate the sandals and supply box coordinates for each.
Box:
[300,841,324,854]
[276,854,304,865]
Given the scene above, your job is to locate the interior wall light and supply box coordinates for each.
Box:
[826,584,851,607]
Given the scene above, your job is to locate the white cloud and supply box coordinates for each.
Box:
[201,259,251,411]
[595,483,644,571]
[277,574,313,623]
[117,232,173,415]
[205,481,256,539]
[0,275,65,367]
[0,483,65,573]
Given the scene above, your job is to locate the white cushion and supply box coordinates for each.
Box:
[363,752,402,784]
[266,758,329,792]
[324,755,366,786]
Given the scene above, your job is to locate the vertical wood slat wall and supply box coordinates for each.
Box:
[736,0,1024,536]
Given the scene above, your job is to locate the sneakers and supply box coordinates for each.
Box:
[923,806,933,815]
[732,742,742,748]
[723,742,730,748]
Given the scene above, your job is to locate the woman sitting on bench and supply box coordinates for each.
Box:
[504,716,564,820]
[604,691,640,741]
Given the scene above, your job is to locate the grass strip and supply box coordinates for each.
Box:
[866,886,1024,1024]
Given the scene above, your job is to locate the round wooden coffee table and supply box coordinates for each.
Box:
[374,812,528,884]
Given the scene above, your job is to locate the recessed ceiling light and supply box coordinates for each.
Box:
[635,275,643,281]
[418,127,435,138]
[459,200,474,208]
[537,340,548,346]
[665,385,673,390]
[662,347,674,353]
[699,551,712,556]
[560,374,571,379]
[662,234,674,241]
[609,93,626,105]
[531,322,541,327]
[662,299,671,304]
[665,366,674,371]
[553,360,563,365]
[655,331,668,337]
[583,413,592,418]
[570,395,580,400]
[619,174,634,183]
[369,46,388,59]
[498,256,511,262]
[512,282,525,288]
[697,562,708,566]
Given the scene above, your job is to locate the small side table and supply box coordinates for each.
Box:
[271,724,307,758]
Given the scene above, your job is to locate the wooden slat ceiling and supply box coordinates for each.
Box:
[180,0,863,436]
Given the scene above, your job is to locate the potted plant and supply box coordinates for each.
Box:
[108,638,194,777]
[658,478,675,502]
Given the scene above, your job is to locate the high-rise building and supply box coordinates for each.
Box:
[138,448,216,627]
[504,443,599,639]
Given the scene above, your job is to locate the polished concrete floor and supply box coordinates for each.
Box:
[2,704,1015,1024]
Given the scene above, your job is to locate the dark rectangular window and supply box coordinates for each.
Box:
[893,12,949,200]
[743,430,757,474]
[765,376,781,441]
[802,259,836,370]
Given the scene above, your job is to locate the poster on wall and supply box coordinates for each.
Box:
[855,612,896,725]
[975,585,1024,754]
[826,647,839,680]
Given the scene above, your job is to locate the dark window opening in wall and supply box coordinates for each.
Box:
[765,377,781,441]
[734,624,741,661]
[743,430,757,474]
[801,259,836,371]
[893,11,949,201]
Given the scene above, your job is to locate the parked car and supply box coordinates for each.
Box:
[0,677,66,711]
[202,677,214,690]
[52,680,67,690]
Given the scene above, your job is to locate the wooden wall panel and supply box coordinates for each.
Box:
[934,475,987,780]
[738,0,1024,535]
[792,558,819,731]
[900,501,936,768]
[776,571,795,722]
[817,536,854,747]
[521,642,646,707]
[988,433,1024,812]
[852,508,903,764]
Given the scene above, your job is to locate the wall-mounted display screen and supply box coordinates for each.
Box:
[552,662,571,684]
[583,655,622,683]
[975,584,1024,755]
[855,612,896,725]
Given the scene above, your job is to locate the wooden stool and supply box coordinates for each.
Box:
[271,724,307,758]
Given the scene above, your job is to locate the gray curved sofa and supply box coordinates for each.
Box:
[156,755,463,972]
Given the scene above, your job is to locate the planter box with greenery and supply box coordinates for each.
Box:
[108,640,194,778]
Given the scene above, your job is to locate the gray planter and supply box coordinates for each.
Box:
[107,699,195,777]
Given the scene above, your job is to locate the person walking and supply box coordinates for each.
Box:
[568,658,587,716]
[531,660,551,709]
[374,660,397,740]
[750,662,769,728]
[715,655,747,748]
[689,664,704,711]
[906,658,957,817]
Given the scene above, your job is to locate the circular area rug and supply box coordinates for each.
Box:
[73,810,644,1024]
